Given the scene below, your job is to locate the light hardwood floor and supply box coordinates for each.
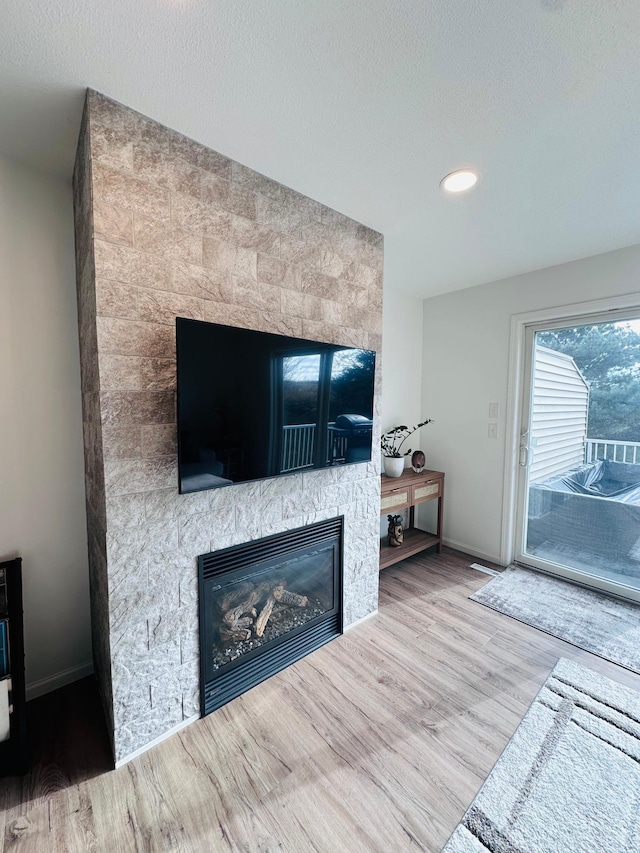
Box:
[3,548,640,852]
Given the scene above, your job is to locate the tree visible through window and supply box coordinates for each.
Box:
[537,321,640,442]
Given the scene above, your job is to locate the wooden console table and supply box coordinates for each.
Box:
[379,468,444,570]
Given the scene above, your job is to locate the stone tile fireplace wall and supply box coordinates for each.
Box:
[73,90,383,764]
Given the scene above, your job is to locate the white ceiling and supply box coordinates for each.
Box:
[1,0,639,297]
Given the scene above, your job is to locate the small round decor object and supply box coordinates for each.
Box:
[383,456,405,478]
[411,450,425,473]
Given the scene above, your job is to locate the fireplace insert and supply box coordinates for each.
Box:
[198,517,343,716]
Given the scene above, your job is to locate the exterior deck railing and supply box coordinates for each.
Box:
[585,438,640,464]
[281,424,317,472]
[281,423,347,472]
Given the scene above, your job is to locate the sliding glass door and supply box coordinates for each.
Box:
[515,313,640,601]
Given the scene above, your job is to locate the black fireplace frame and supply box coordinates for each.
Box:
[198,516,343,717]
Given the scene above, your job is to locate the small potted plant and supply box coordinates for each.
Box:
[381,419,433,477]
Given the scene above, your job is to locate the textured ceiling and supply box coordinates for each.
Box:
[1,0,639,297]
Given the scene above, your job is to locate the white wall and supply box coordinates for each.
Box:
[421,243,640,563]
[0,156,91,697]
[381,288,425,460]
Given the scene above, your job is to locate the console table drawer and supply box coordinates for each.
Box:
[380,488,411,512]
[411,480,441,504]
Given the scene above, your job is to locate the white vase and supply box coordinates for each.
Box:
[383,456,405,478]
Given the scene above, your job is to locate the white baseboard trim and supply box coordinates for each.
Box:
[344,608,378,631]
[442,537,503,567]
[115,713,200,768]
[26,660,94,701]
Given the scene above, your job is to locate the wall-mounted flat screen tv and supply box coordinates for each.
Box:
[176,317,376,494]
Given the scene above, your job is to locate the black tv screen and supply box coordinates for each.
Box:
[176,317,376,494]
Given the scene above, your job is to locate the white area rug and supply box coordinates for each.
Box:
[471,564,640,674]
[442,658,640,852]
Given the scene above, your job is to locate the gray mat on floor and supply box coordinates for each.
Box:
[470,564,640,674]
[442,658,640,853]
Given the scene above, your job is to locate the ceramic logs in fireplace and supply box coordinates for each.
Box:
[198,517,343,716]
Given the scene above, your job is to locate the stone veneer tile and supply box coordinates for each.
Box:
[133,143,201,199]
[133,215,202,265]
[101,390,175,426]
[167,131,231,179]
[299,319,338,344]
[236,497,283,533]
[201,300,261,331]
[96,317,175,358]
[180,624,199,666]
[257,254,301,291]
[110,576,181,636]
[92,162,170,222]
[338,279,369,309]
[111,637,181,687]
[94,240,171,289]
[201,172,256,220]
[115,698,184,761]
[149,660,198,708]
[357,239,384,270]
[99,355,176,392]
[208,480,261,508]
[232,276,282,312]
[101,425,143,460]
[255,193,302,233]
[106,493,147,529]
[93,200,134,247]
[144,488,209,523]
[320,299,348,326]
[356,223,384,248]
[178,506,236,553]
[231,161,284,202]
[319,204,358,232]
[261,506,338,539]
[260,473,304,497]
[259,312,304,337]
[104,458,177,496]
[113,682,152,727]
[208,527,259,553]
[283,290,323,321]
[89,90,146,137]
[170,261,234,302]
[91,125,135,173]
[136,288,203,326]
[368,331,382,353]
[95,278,139,320]
[179,574,198,608]
[148,607,192,649]
[107,521,179,565]
[202,237,257,280]
[229,215,280,255]
[281,490,334,519]
[148,551,197,586]
[170,192,231,240]
[300,268,341,301]
[279,231,323,269]
[141,424,177,457]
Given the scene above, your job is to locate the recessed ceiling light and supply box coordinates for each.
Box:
[440,169,479,193]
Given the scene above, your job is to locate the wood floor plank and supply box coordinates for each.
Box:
[3,547,640,852]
